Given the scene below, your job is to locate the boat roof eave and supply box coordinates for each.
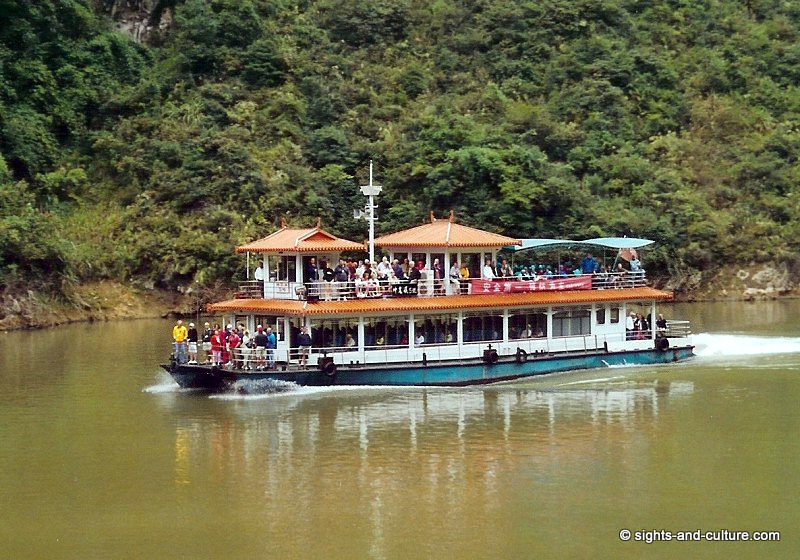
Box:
[206,288,673,317]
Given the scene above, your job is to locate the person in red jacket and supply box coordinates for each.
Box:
[210,330,223,366]
[227,329,241,369]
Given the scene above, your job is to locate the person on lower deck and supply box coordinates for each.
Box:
[187,322,198,364]
[626,312,636,340]
[254,325,268,369]
[172,320,188,364]
[201,322,212,364]
[297,326,312,368]
[266,327,277,369]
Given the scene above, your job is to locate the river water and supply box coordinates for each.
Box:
[1,301,798,559]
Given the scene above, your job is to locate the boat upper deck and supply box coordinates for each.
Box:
[210,285,670,316]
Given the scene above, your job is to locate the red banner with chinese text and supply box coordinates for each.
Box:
[469,276,593,294]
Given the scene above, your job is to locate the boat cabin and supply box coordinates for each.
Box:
[210,215,690,373]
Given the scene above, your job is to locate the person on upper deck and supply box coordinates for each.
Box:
[449,262,460,293]
[377,257,391,284]
[408,262,423,283]
[482,258,496,280]
[500,259,513,279]
[581,254,598,275]
[334,258,350,299]
[392,259,404,280]
[304,257,318,285]
[254,263,264,282]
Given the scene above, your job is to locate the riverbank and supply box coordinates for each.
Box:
[0,281,211,331]
[1,262,797,331]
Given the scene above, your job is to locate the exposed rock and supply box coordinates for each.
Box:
[99,0,175,43]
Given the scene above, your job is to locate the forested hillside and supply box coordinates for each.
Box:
[2,0,800,303]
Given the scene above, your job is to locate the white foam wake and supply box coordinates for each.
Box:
[693,332,800,357]
[143,371,184,393]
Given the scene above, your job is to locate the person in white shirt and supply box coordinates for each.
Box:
[626,312,636,340]
[482,258,496,280]
[254,264,264,281]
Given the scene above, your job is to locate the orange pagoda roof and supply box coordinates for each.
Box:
[208,287,672,316]
[373,212,521,248]
[236,218,365,254]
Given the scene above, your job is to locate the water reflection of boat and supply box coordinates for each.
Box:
[164,209,693,390]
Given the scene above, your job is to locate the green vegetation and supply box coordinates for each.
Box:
[2,0,800,295]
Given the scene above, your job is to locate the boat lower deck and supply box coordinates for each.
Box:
[164,343,695,391]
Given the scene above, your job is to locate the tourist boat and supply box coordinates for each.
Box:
[163,211,694,390]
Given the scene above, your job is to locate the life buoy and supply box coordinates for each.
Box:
[483,348,499,365]
[322,360,337,376]
[515,348,528,364]
[656,337,669,351]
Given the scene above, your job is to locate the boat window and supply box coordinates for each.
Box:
[463,312,503,343]
[596,307,606,325]
[508,310,547,339]
[461,253,481,279]
[312,319,357,350]
[416,314,457,345]
[365,316,408,348]
[610,307,620,324]
[254,315,281,338]
[552,308,591,337]
[266,255,296,282]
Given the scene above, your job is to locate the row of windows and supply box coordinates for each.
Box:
[235,307,629,348]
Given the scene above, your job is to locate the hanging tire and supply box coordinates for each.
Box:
[322,360,337,376]
[515,348,528,364]
[655,337,669,351]
[483,348,499,365]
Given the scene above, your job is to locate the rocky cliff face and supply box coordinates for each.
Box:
[97,0,175,43]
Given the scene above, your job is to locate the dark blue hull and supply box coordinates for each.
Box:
[162,345,695,391]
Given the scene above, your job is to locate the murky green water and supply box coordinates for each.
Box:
[1,301,798,559]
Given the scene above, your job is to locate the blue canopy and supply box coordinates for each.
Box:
[504,237,655,252]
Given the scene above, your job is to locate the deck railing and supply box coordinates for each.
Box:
[235,271,648,301]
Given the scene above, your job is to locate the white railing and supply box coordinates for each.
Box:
[237,271,649,301]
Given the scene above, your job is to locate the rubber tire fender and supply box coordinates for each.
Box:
[322,360,337,376]
[655,337,669,352]
[515,348,528,364]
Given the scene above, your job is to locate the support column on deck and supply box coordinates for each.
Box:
[408,313,416,354]
[444,251,451,295]
[357,316,365,364]
[650,301,657,340]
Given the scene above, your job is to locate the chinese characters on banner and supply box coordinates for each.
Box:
[469,276,593,294]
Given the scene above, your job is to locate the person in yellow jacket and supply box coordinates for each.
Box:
[172,319,188,363]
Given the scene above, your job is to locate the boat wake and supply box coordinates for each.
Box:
[213,378,301,399]
[694,332,800,357]
[143,371,184,393]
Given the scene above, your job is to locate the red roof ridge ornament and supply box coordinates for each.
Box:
[316,216,322,229]
[449,210,455,222]
[430,211,436,223]
[280,217,287,229]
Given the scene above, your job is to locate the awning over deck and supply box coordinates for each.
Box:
[505,237,655,252]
